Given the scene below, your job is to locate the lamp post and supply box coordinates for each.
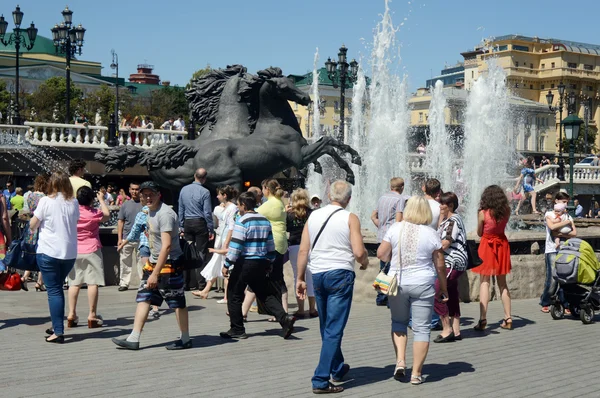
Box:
[562,113,584,217]
[546,82,566,180]
[110,49,119,125]
[0,6,38,125]
[325,45,358,143]
[51,6,86,124]
[581,95,592,156]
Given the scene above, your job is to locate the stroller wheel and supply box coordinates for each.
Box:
[569,305,581,318]
[580,306,594,324]
[550,304,564,320]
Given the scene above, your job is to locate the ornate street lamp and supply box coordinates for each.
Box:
[52,6,86,124]
[325,45,358,143]
[580,95,592,155]
[546,81,567,180]
[0,6,38,125]
[562,113,584,216]
[110,49,119,123]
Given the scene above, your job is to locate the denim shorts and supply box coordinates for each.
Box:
[138,246,150,258]
[136,270,186,309]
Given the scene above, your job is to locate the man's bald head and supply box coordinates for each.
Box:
[194,168,207,182]
[248,186,263,202]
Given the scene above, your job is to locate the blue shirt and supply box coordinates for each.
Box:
[3,189,16,210]
[126,206,149,249]
[225,212,276,268]
[178,182,213,232]
[575,205,583,218]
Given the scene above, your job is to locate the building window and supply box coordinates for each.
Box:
[551,62,555,68]
[347,102,352,112]
[425,114,429,122]
[513,45,529,52]
[541,63,545,69]
[471,71,474,78]
[587,85,593,91]
[515,61,519,67]
[584,64,593,71]
[551,84,555,89]
[530,63,533,69]
[530,84,533,89]
[334,101,339,111]
[418,112,423,122]
[569,84,577,89]
[541,84,545,90]
[568,62,577,69]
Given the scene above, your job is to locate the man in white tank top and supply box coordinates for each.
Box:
[295,181,370,394]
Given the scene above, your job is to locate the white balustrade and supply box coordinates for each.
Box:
[20,122,187,149]
[0,124,30,146]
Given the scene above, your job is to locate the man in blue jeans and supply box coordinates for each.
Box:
[296,180,370,394]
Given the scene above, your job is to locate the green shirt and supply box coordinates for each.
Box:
[10,195,24,210]
[257,196,288,254]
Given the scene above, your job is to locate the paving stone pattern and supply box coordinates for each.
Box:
[1,287,599,397]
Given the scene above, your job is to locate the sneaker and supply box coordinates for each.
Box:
[118,286,128,292]
[165,339,192,350]
[217,299,228,304]
[148,309,161,319]
[281,315,296,339]
[219,329,248,339]
[111,337,139,350]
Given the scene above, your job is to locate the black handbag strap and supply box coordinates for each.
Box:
[312,208,343,250]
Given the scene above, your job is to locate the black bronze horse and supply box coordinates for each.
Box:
[95,66,361,197]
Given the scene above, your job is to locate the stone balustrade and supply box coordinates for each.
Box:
[535,163,600,192]
[0,121,188,149]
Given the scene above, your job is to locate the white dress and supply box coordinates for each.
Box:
[201,203,237,280]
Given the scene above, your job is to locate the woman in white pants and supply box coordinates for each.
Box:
[287,189,317,318]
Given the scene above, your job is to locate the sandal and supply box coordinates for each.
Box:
[393,360,406,380]
[267,317,277,322]
[88,315,104,329]
[292,311,306,319]
[410,375,423,385]
[67,316,79,328]
[474,319,487,331]
[312,382,344,394]
[309,311,319,318]
[192,290,208,299]
[500,317,513,330]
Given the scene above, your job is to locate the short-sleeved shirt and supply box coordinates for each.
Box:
[438,214,468,271]
[69,176,91,196]
[77,205,104,254]
[286,208,312,246]
[34,194,80,260]
[428,199,441,230]
[257,196,288,254]
[10,195,24,210]
[118,199,143,237]
[147,202,183,264]
[383,221,442,286]
[376,191,407,243]
[25,192,45,244]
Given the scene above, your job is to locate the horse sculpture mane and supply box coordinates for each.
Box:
[237,67,284,132]
[185,64,246,130]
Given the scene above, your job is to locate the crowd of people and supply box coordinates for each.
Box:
[0,154,591,393]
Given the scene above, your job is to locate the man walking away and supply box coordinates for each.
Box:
[112,181,190,350]
[68,159,91,195]
[117,182,142,291]
[178,168,214,291]
[371,177,407,306]
[220,191,295,340]
[296,180,370,394]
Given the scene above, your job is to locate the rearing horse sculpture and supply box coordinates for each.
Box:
[95,66,361,198]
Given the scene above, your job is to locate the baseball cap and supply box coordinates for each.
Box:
[139,181,160,192]
[311,195,321,201]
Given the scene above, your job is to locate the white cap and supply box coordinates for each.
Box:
[311,194,321,201]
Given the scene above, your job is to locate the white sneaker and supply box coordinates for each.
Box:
[217,299,228,304]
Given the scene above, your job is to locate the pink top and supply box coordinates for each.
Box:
[77,205,104,254]
[483,210,508,236]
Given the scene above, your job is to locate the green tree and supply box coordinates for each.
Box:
[80,84,116,125]
[559,125,598,155]
[0,80,10,123]
[148,86,188,123]
[28,77,83,122]
[186,65,211,90]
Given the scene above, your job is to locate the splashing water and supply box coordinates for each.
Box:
[305,48,325,199]
[348,0,411,225]
[423,80,455,193]
[461,59,515,230]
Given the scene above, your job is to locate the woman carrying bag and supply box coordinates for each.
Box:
[377,196,448,385]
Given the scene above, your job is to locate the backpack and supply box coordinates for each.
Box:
[553,238,600,285]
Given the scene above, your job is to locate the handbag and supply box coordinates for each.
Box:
[0,271,25,291]
[4,222,38,272]
[179,237,204,270]
[373,224,403,297]
[465,240,483,270]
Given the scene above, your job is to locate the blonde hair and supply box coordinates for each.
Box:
[47,171,74,200]
[390,177,404,192]
[403,196,432,226]
[290,188,310,219]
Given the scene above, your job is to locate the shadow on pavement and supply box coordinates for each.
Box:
[250,325,309,339]
[422,361,475,382]
[141,334,237,350]
[0,316,50,330]
[337,364,395,389]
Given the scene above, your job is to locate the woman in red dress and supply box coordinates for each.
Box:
[473,185,512,331]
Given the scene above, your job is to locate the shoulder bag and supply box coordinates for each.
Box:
[311,208,343,250]
[4,222,38,272]
[373,224,403,296]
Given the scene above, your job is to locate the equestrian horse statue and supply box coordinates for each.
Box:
[95,65,361,198]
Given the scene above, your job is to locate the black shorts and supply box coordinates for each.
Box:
[135,270,186,309]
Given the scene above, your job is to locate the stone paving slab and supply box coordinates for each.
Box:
[1,286,600,398]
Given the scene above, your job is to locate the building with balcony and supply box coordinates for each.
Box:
[425,63,465,89]
[461,34,600,153]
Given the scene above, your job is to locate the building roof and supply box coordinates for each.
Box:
[0,35,64,57]
[490,34,600,55]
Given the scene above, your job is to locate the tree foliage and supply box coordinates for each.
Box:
[148,86,188,123]
[0,80,10,122]
[186,66,211,90]
[559,125,598,155]
[27,77,84,122]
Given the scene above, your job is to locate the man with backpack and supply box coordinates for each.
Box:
[541,192,576,313]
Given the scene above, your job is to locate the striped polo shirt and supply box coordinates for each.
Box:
[376,191,408,243]
[225,212,276,268]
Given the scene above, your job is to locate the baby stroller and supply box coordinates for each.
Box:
[550,238,600,324]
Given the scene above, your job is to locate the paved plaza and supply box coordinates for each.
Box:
[1,287,599,398]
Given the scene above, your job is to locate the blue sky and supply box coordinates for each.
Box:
[6,0,600,91]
